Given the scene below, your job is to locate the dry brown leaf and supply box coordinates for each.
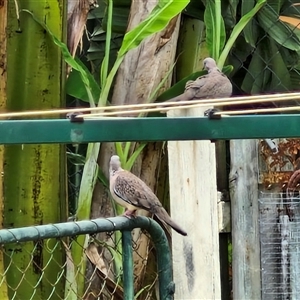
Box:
[85,243,124,299]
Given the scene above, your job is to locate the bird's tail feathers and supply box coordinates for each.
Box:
[166,218,188,236]
[156,209,187,236]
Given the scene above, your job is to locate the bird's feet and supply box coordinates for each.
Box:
[123,210,136,219]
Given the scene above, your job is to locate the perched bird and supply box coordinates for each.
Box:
[109,155,187,236]
[165,57,232,103]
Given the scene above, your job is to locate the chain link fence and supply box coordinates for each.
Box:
[0,217,172,300]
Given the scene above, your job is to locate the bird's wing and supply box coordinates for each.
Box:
[113,171,188,236]
[185,75,208,91]
[113,171,162,213]
[187,74,215,98]
[193,70,232,98]
[209,71,232,96]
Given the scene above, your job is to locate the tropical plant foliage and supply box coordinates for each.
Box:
[225,0,300,95]
[175,0,300,96]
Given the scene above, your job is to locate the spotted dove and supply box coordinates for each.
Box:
[109,155,187,236]
[165,57,232,102]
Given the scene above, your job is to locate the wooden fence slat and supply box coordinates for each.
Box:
[229,139,261,299]
[167,107,221,299]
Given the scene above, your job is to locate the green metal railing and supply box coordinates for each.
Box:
[0,216,173,300]
[1,114,299,144]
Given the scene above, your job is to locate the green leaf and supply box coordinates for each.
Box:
[124,143,147,171]
[66,58,101,102]
[118,0,190,57]
[241,0,258,47]
[204,0,226,59]
[123,142,131,162]
[228,36,253,76]
[269,40,291,92]
[257,6,300,51]
[218,0,266,69]
[290,69,300,90]
[115,142,125,165]
[100,0,113,88]
[225,0,239,29]
[71,143,100,297]
[64,247,77,300]
[67,152,86,165]
[87,36,123,63]
[228,0,239,20]
[281,2,300,17]
[266,0,286,13]
[241,43,270,94]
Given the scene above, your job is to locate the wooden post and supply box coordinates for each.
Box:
[167,107,221,299]
[229,140,261,299]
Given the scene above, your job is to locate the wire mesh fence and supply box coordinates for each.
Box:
[226,1,300,113]
[259,192,300,300]
[0,218,172,300]
[0,234,124,300]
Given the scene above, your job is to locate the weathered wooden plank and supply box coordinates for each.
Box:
[229,140,261,299]
[167,107,221,299]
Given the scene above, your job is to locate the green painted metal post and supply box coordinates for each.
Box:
[145,219,175,299]
[122,230,134,299]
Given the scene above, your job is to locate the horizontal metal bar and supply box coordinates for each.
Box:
[0,216,152,243]
[0,114,300,144]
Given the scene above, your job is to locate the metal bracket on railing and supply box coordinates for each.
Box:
[66,112,84,123]
[204,108,222,120]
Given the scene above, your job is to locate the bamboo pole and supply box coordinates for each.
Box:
[4,1,67,299]
[0,1,8,299]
